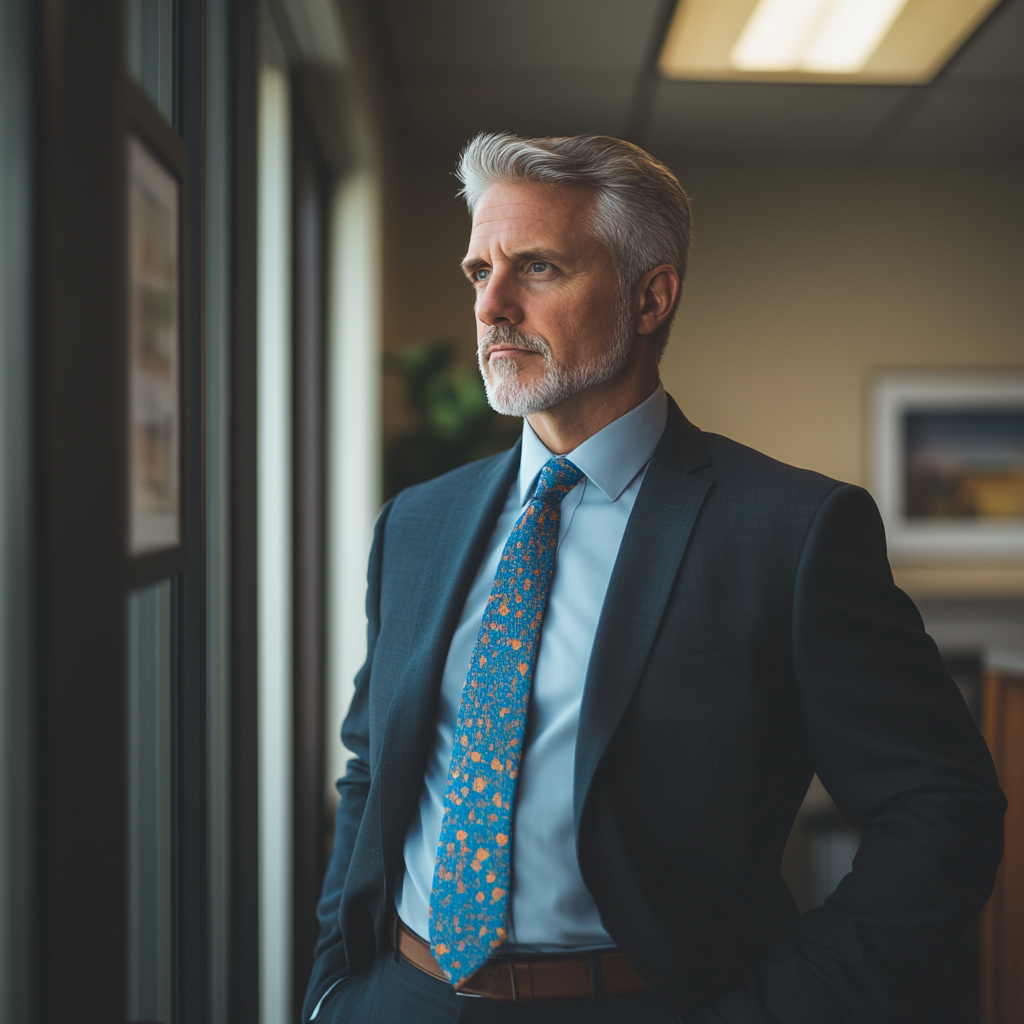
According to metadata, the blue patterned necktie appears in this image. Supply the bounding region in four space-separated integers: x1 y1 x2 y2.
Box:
428 456 584 987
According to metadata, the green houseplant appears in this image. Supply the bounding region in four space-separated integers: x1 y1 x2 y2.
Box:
384 341 520 499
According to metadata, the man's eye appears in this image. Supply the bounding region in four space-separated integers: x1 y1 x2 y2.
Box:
473 268 490 282
530 262 549 273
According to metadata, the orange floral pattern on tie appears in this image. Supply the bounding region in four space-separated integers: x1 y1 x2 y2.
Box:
428 456 583 987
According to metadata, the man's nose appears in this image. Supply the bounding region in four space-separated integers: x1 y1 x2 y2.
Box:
475 268 523 327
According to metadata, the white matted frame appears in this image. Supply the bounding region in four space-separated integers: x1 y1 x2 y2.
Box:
870 369 1024 562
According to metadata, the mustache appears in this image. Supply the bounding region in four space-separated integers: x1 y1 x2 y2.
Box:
478 325 552 361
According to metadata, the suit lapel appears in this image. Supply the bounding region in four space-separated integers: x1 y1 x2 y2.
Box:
377 442 521 877
574 401 712 829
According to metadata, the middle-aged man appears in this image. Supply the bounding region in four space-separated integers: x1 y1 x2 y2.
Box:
305 134 1004 1023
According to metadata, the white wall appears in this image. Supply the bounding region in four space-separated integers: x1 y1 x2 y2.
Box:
257 28 294 1024
325 169 383 795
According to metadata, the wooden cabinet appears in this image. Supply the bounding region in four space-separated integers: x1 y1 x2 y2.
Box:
981 657 1024 1024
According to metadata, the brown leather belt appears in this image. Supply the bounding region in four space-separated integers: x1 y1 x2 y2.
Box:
393 916 649 1002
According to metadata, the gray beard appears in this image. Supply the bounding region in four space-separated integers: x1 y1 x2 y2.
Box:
477 295 634 418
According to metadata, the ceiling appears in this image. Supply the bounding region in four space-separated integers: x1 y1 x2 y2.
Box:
367 0 1024 163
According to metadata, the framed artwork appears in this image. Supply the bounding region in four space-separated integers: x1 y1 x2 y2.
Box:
870 370 1024 561
127 132 181 555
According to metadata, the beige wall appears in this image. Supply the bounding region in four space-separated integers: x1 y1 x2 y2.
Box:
664 161 1021 483
385 156 1024 596
660 160 1023 596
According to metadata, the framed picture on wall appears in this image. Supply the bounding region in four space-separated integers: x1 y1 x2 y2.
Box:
870 370 1024 561
128 131 181 555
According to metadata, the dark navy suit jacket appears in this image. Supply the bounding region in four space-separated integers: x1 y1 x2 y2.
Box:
304 397 1004 1023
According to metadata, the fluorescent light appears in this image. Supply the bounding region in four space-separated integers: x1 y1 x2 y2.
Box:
730 0 911 73
731 0 832 72
802 0 910 72
659 0 1002 84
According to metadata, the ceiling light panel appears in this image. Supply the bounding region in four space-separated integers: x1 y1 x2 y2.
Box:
731 0 836 71
660 0 1003 83
802 0 910 73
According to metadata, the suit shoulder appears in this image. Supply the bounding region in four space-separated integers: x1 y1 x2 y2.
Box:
699 431 852 507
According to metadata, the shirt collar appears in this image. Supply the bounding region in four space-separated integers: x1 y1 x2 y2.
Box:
519 382 668 505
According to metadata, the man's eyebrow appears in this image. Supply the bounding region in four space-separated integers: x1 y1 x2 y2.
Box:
510 247 573 265
460 256 488 274
460 247 574 272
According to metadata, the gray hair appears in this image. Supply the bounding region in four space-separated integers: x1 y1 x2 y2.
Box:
456 133 691 314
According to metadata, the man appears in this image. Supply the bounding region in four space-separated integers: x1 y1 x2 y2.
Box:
305 134 1004 1023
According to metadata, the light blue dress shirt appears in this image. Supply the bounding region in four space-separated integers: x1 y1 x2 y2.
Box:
395 383 668 952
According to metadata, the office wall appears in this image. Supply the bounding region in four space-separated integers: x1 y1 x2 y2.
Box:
661 159 1023 597
383 156 1024 596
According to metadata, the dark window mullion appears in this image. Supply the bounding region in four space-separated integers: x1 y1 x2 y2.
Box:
290 84 331 1019
36 0 130 1017
227 0 262 1020
175 0 209 1020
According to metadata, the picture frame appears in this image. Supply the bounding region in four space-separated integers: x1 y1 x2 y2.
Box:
128 133 180 555
869 369 1024 562
124 79 189 581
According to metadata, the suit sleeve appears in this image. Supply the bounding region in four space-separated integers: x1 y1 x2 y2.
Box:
303 498 394 1019
692 484 1005 1024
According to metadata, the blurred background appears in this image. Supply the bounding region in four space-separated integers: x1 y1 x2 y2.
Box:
0 0 1021 1022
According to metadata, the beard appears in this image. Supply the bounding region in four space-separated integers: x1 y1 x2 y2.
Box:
477 293 634 418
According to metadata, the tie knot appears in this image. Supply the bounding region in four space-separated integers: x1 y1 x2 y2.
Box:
533 456 583 505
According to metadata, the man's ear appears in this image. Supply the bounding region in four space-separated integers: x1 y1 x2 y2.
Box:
635 264 679 337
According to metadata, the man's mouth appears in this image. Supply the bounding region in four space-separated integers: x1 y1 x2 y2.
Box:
486 346 541 360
